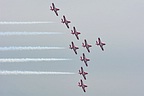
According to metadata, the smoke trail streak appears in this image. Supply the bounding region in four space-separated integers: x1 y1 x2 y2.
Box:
0 32 63 35
0 21 54 24
0 58 71 63
0 70 75 75
0 46 65 51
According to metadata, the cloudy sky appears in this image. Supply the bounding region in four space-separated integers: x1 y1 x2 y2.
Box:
0 0 144 96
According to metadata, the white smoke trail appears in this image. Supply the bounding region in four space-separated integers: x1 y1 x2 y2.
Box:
0 21 54 24
0 32 63 35
0 70 75 75
0 58 71 63
0 46 65 51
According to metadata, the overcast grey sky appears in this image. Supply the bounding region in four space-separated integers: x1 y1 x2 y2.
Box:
0 0 144 96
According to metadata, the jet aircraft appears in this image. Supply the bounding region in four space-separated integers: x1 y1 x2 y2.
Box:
80 53 90 67
82 39 92 53
71 27 81 40
78 79 87 92
69 42 79 54
61 15 71 28
50 3 60 16
96 38 106 51
79 67 88 80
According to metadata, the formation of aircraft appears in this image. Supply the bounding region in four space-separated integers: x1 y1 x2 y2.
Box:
50 3 106 93
61 15 71 28
69 42 79 54
78 79 87 92
96 38 106 51
50 3 60 16
79 67 88 80
71 27 81 40
80 53 90 67
82 39 92 53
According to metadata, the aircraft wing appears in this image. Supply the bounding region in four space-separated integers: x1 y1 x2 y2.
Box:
74 49 77 54
54 11 58 16
83 74 86 80
73 27 76 32
71 42 74 47
98 38 101 43
52 3 55 9
84 61 88 66
75 34 79 40
84 39 87 45
87 47 90 53
83 53 85 58
81 67 83 72
80 79 83 85
100 45 104 51
82 87 86 92
65 23 69 28
63 16 66 21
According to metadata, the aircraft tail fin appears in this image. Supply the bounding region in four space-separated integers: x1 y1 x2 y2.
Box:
96 41 99 45
69 45 72 49
50 6 53 11
61 19 64 23
80 56 83 61
78 82 81 87
71 30 74 34
82 43 85 47
79 70 81 75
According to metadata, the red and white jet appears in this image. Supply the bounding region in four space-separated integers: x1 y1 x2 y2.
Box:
78 79 87 92
82 39 92 53
71 27 81 40
96 38 106 51
69 42 79 54
80 53 90 67
50 3 60 16
79 67 88 80
61 15 71 28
